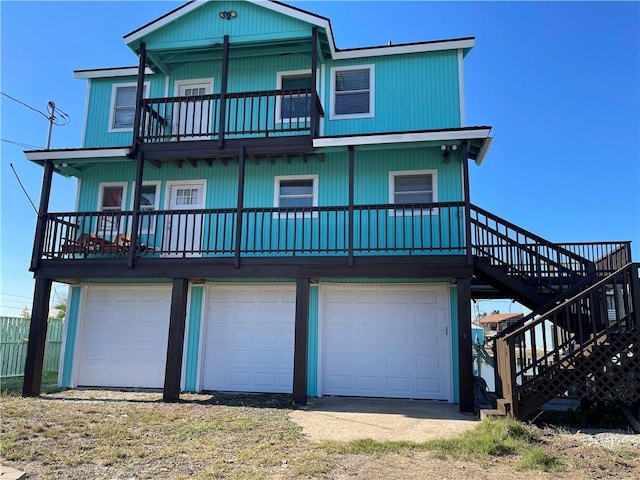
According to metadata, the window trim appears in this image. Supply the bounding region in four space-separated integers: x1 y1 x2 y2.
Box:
275 69 314 124
97 182 128 233
108 81 150 133
273 174 318 219
330 65 375 120
130 181 161 233
388 169 438 216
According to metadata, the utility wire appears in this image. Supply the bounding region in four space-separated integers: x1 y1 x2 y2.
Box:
9 163 38 214
1 138 44 150
1 91 50 120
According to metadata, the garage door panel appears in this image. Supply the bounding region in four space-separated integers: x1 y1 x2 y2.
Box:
322 285 451 400
77 286 171 389
202 284 295 393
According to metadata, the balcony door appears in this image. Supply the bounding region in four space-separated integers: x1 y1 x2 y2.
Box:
164 181 206 257
173 79 214 140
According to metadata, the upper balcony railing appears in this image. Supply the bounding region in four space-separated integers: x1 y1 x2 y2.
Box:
137 87 324 144
38 202 466 261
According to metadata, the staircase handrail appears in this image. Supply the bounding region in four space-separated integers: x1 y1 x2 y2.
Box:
470 204 595 275
492 274 597 341
497 262 636 341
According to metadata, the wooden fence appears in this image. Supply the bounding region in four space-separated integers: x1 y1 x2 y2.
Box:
1 317 63 378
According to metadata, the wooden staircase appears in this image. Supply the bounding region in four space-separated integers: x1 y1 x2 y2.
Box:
469 205 638 419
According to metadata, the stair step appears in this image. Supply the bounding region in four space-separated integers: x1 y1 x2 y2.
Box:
480 409 507 420
497 398 512 415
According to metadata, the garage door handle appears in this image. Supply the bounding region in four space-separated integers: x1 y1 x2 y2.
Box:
445 326 448 335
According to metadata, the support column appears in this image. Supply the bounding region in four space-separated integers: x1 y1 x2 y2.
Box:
22 278 53 397
347 146 355 267
457 277 474 413
30 159 54 271
292 277 310 405
131 42 147 154
218 35 230 149
310 27 319 138
128 150 145 268
461 141 473 266
234 147 246 268
163 278 189 402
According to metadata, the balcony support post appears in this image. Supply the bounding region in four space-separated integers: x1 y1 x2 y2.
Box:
22 277 53 397
128 150 145 268
234 147 246 268
310 27 319 138
131 42 147 155
30 159 54 271
461 141 473 266
218 35 230 149
293 277 310 405
163 278 189 402
348 146 355 267
457 277 475 414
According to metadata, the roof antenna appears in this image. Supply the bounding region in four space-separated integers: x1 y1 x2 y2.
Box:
9 163 38 214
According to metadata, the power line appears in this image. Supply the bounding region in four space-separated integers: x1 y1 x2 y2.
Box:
1 91 50 120
1 138 44 150
1 292 33 300
9 163 38 214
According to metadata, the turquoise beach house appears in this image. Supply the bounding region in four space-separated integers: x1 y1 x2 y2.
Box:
23 1 637 419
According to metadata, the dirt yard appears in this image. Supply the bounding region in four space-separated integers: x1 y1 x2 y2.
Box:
1 390 639 479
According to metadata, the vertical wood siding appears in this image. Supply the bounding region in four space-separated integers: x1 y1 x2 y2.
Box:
60 286 81 387
142 1 312 49
184 285 203 392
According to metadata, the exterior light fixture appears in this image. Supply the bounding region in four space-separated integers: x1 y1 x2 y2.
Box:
219 10 237 20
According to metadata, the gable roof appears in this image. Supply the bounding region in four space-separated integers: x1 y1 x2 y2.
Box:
123 0 474 60
478 313 524 325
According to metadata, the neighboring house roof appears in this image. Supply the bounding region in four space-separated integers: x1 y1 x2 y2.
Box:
478 313 524 325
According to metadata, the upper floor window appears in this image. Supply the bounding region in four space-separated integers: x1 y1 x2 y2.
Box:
389 170 437 216
274 175 318 218
98 182 127 232
109 82 148 132
330 65 374 120
277 71 312 123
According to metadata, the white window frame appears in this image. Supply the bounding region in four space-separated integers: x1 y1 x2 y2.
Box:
97 182 128 233
275 69 313 124
130 181 161 234
273 174 318 219
388 169 438 216
108 82 150 133
330 65 375 120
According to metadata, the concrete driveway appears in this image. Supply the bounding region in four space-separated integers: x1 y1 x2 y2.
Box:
289 397 479 442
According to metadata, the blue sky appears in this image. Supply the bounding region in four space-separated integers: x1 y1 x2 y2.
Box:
1 1 638 317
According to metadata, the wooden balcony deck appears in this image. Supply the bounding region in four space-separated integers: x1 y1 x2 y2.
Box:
135 88 323 161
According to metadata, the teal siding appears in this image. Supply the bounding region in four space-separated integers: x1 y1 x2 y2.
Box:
83 76 165 148
61 286 82 387
141 1 312 50
307 285 319 397
323 50 461 136
450 285 459 403
184 286 203 392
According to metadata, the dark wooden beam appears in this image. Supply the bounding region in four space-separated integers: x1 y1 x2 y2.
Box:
234 147 246 269
457 277 474 414
171 159 183 169
293 277 310 405
461 141 473 266
249 154 259 165
348 146 355 267
302 154 308 164
128 150 145 269
131 42 147 154
203 158 212 167
185 158 197 167
22 278 53 397
220 157 228 166
310 27 319 139
30 159 54 271
218 34 230 150
163 278 189 402
148 159 162 169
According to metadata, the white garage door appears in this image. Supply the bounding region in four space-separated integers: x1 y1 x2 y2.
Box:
202 284 296 393
76 286 171 388
322 284 451 400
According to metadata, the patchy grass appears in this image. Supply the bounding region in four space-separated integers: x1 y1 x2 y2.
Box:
1 391 637 479
0 371 60 395
321 416 567 472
